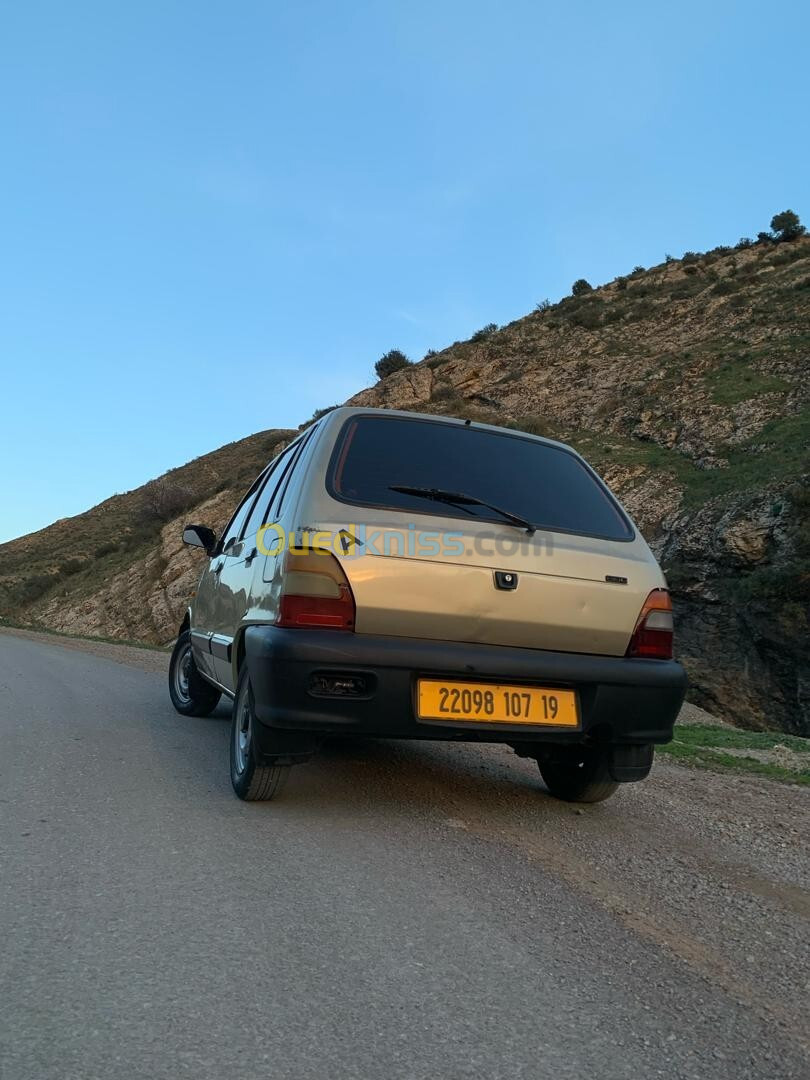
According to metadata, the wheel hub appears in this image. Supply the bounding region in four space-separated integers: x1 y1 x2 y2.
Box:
234 690 252 775
173 645 193 704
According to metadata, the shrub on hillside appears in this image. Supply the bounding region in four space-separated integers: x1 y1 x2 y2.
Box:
13 574 55 606
431 382 458 402
628 282 654 297
300 404 339 430
670 277 705 300
471 323 498 341
504 414 554 438
630 265 645 276
626 298 656 321
375 349 413 380
736 237 754 249
139 479 195 525
94 542 119 559
711 279 739 296
771 209 805 242
59 558 85 578
568 305 602 329
571 279 593 296
770 247 805 267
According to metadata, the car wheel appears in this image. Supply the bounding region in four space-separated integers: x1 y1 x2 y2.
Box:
230 666 290 801
169 630 222 716
537 746 619 804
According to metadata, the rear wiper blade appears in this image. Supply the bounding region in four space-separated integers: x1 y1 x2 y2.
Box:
389 485 536 535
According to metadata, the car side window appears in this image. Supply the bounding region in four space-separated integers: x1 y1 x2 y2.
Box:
218 470 270 555
271 427 316 518
240 447 294 541
243 427 316 538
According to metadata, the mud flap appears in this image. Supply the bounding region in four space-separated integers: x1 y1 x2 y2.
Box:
252 726 321 766
609 744 654 782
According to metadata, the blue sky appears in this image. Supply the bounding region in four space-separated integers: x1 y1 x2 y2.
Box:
1 0 807 543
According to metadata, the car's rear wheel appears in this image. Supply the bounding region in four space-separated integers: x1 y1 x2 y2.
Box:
169 630 221 716
537 746 619 804
230 666 290 801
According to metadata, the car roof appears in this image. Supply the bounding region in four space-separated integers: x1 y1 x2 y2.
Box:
316 405 573 455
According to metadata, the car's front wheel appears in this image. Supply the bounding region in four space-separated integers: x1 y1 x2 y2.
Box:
537 746 619 804
168 630 222 717
230 666 290 801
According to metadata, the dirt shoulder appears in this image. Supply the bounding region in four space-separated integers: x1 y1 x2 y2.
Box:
414 737 810 1055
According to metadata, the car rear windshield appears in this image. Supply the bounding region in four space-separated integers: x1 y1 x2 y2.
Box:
327 415 634 541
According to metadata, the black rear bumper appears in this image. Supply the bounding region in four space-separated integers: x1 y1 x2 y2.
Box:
244 626 687 757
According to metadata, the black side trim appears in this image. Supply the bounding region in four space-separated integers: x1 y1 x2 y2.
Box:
210 634 232 662
190 629 211 653
196 668 236 699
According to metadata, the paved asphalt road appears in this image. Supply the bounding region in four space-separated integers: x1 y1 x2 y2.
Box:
1 632 808 1080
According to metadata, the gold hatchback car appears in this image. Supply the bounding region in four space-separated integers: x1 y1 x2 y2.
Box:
169 407 686 803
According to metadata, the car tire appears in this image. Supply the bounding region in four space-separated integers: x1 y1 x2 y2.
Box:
537 746 619 804
169 630 222 717
230 666 290 801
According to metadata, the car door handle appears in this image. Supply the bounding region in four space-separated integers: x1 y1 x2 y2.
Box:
244 547 258 567
213 561 224 576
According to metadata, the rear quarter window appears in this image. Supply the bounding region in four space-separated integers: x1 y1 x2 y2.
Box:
327 414 634 542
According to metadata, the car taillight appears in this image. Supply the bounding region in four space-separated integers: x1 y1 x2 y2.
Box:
626 589 674 660
276 549 356 630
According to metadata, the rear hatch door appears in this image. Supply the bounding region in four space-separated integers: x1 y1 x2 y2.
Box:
324 517 659 656
315 412 662 657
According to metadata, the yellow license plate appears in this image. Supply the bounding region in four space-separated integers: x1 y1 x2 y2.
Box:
417 679 579 727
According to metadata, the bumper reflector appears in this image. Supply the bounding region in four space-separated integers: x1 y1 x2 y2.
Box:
310 673 370 697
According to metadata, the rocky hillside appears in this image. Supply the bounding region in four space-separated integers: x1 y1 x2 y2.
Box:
0 428 294 644
2 232 808 734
